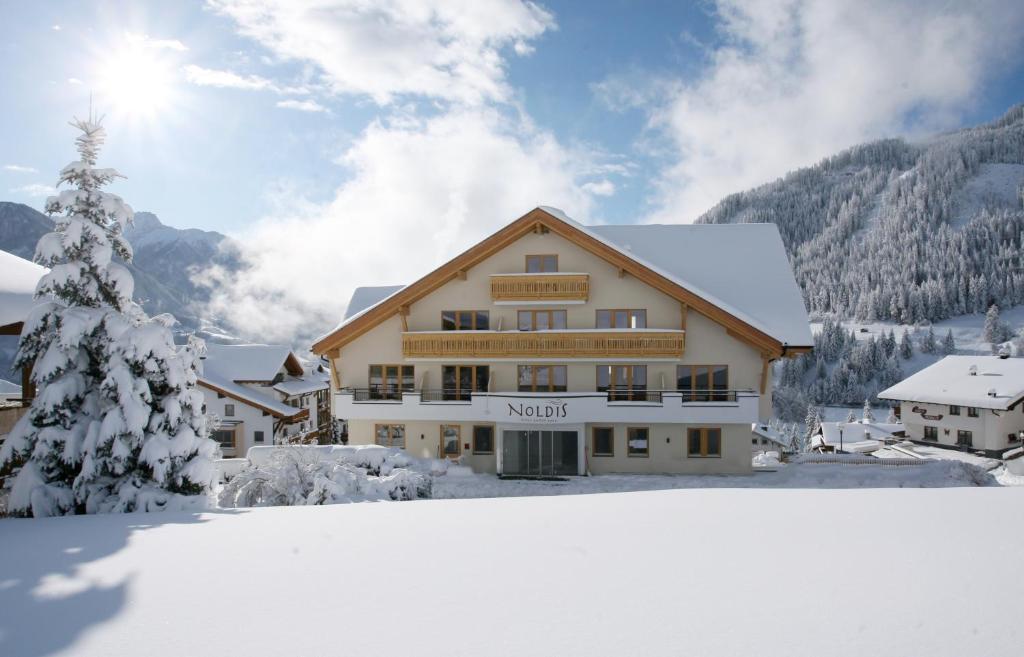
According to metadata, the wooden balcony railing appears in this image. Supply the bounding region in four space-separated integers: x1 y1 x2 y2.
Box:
402 330 685 359
490 273 589 302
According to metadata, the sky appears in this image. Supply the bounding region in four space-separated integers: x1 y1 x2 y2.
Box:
2 0 1023 342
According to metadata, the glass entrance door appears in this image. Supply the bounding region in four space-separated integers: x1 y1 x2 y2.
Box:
501 429 579 476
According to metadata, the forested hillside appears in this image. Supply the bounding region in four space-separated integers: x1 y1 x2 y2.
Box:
699 105 1024 324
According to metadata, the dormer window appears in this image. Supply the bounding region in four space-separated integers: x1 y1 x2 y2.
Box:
526 254 558 273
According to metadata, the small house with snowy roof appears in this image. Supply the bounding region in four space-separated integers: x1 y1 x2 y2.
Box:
311 206 811 475
878 355 1024 457
197 344 330 457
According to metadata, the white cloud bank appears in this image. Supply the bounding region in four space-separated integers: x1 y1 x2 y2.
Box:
607 0 1024 223
206 0 554 105
3 164 38 173
275 98 327 113
10 183 57 197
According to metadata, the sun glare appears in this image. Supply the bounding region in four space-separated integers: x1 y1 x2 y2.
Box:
95 43 178 123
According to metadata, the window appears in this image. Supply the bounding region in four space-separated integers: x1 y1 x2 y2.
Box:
627 427 649 457
211 429 235 448
967 407 979 418
441 310 489 331
518 309 567 331
517 365 567 392
254 430 265 443
596 309 647 329
375 424 406 448
597 365 648 401
592 426 614 456
440 425 461 458
526 254 558 273
949 405 961 416
688 428 722 457
677 365 729 402
472 425 494 454
957 430 973 447
368 365 415 399
442 365 489 401
923 425 938 441
224 403 235 417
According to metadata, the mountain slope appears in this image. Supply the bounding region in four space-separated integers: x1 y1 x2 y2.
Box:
0 202 240 327
698 104 1024 324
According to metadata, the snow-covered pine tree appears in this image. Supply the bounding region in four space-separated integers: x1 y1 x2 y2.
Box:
802 404 821 452
886 407 898 424
862 398 876 423
0 116 216 517
983 304 1011 343
920 326 937 354
899 328 914 359
942 329 955 354
845 409 856 423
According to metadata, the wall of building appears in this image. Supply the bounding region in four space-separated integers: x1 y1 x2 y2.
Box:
898 400 1024 454
348 418 752 475
199 384 275 457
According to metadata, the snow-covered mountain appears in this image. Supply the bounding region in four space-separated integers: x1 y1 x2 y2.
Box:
699 104 1024 324
0 202 240 327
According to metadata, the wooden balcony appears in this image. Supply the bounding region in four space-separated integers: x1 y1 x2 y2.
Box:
490 273 589 302
402 330 685 359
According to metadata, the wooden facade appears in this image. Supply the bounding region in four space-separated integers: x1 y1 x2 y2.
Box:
402 330 685 359
490 273 589 302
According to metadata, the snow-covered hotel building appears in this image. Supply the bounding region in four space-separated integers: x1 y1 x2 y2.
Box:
879 355 1024 457
197 344 330 457
312 207 812 475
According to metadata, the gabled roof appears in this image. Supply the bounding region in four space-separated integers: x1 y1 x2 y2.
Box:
203 343 304 382
878 355 1024 411
198 371 307 420
312 207 812 357
0 249 47 328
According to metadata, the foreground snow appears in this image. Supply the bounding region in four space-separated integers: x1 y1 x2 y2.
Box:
2 485 1023 657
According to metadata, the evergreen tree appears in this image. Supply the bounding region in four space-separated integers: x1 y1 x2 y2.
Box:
899 328 914 359
886 407 898 424
845 409 856 423
983 304 1010 343
942 329 956 355
0 116 216 517
920 326 937 354
802 404 821 452
862 398 876 423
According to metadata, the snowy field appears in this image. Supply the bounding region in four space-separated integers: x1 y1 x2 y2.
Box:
1 484 1023 657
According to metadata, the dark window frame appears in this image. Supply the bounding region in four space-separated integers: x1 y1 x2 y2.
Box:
525 254 558 273
688 427 722 458
441 310 490 331
595 309 647 329
592 426 615 457
627 426 649 457
472 425 495 455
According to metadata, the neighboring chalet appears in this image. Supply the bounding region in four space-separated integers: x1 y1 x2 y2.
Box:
0 249 45 440
312 207 812 476
811 421 905 454
198 344 330 457
879 355 1024 457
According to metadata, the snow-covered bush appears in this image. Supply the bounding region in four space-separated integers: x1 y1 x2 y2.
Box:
0 117 216 517
218 446 433 508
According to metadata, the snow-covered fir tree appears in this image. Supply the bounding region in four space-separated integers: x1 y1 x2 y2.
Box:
886 407 898 424
862 398 876 423
899 329 914 360
0 116 216 517
983 304 1011 343
920 326 937 354
845 409 856 423
942 329 956 354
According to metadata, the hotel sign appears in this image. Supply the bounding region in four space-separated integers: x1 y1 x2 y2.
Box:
506 399 569 424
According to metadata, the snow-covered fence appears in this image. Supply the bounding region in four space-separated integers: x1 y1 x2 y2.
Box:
792 454 925 467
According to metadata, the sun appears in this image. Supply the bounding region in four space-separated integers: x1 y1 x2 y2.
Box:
95 42 178 123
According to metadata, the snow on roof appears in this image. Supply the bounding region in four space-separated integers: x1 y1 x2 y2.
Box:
0 249 47 327
316 207 812 348
878 355 1024 410
273 378 329 396
198 370 303 418
578 217 812 347
0 378 22 397
751 423 791 448
816 421 903 453
203 343 300 382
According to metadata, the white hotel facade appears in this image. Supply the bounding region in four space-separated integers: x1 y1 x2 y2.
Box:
313 207 812 476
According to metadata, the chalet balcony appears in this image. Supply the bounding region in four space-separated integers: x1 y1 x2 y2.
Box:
336 388 759 425
489 273 589 303
401 329 685 360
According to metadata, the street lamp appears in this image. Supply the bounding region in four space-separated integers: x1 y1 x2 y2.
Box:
837 422 845 454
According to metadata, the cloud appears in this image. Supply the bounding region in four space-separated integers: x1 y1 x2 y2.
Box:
3 164 38 173
624 0 1024 223
275 98 328 113
206 0 556 105
67 77 82 85
183 64 277 91
581 179 616 196
10 183 56 197
126 32 189 51
195 108 612 344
